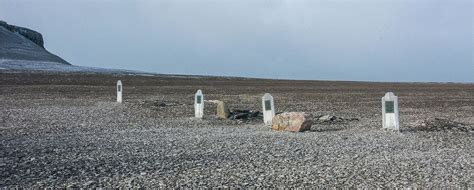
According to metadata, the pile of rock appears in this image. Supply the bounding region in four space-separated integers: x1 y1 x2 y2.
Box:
315 115 359 123
211 100 362 132
229 110 262 120
269 113 361 132
147 101 186 108
411 118 473 133
215 101 262 120
156 102 184 107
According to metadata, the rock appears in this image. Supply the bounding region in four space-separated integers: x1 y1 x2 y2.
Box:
0 20 44 48
217 101 230 119
230 110 262 120
0 20 70 65
411 118 473 132
83 180 95 187
232 112 249 120
318 115 336 122
316 115 359 123
272 112 313 132
67 183 79 188
157 102 181 107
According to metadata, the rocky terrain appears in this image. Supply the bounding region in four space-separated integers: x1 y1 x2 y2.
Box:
0 72 473 188
0 20 69 65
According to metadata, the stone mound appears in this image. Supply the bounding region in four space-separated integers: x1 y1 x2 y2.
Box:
411 118 473 133
229 109 263 120
315 115 359 123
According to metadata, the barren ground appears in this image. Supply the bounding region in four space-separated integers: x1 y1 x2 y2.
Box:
0 72 473 188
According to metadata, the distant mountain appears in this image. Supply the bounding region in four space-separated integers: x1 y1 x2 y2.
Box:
0 20 70 65
0 20 217 77
0 20 158 75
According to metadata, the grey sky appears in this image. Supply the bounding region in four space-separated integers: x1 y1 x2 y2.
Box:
1 0 473 82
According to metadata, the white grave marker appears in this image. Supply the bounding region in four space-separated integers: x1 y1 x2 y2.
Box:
117 80 123 103
262 93 275 124
194 89 204 118
382 92 399 131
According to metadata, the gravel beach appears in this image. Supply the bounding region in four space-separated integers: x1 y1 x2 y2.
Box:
1 72 473 188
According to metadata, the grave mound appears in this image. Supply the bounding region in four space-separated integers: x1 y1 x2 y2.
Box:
410 118 473 133
229 109 263 120
315 115 359 123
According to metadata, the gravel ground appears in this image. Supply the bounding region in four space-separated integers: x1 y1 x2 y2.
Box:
0 72 473 188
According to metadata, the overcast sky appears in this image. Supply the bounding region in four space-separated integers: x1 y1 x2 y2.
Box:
1 0 473 82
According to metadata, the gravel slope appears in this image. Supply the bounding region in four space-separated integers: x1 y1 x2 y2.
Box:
0 73 473 188
0 22 69 65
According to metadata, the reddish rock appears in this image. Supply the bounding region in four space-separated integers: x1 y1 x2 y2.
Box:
272 112 313 132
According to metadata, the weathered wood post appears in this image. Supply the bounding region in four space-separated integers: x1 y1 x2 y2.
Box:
117 80 123 103
262 93 275 124
382 92 400 131
195 89 204 118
